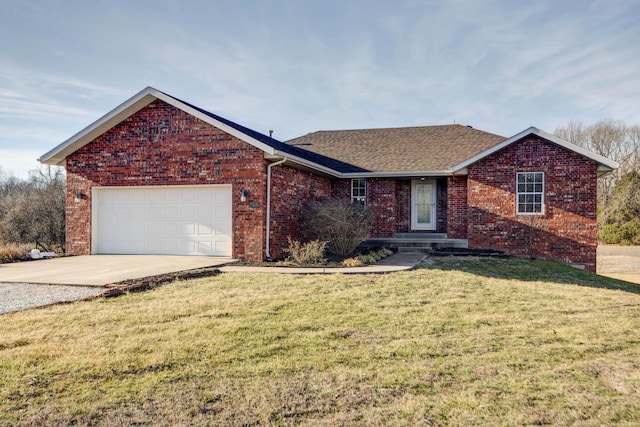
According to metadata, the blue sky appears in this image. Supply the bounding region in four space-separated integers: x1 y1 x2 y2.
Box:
1 0 639 178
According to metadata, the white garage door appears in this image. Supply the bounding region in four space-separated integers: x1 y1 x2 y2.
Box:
93 186 232 256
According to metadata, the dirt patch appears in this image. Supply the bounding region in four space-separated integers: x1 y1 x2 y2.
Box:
95 267 224 298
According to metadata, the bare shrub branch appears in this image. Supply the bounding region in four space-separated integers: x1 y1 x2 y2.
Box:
303 198 375 258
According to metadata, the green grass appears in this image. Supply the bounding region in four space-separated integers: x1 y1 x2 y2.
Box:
1 257 639 426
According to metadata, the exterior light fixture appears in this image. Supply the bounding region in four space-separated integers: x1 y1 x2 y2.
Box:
74 193 84 202
241 189 248 202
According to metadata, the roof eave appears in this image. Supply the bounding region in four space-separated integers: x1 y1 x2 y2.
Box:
39 87 279 166
340 170 454 178
268 150 457 178
450 126 620 172
268 150 344 177
39 87 160 165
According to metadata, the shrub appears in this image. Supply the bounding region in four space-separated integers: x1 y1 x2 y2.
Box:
342 248 393 267
0 242 32 263
599 221 640 245
598 172 640 245
341 258 365 267
283 237 327 265
304 198 375 258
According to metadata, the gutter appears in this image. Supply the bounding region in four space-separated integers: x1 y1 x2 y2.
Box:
265 157 287 260
271 149 456 178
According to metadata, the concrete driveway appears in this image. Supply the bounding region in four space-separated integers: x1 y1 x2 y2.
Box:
0 255 233 286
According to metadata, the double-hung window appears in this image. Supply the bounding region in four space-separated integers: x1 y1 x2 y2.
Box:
517 172 544 214
351 179 366 205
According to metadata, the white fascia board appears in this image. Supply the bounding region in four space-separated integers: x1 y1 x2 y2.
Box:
533 128 619 169
39 86 278 166
450 126 619 173
340 170 453 178
39 86 159 165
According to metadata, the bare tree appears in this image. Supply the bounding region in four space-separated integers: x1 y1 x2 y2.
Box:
555 119 640 204
0 166 66 251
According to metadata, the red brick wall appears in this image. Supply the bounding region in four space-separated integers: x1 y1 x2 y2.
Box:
331 178 400 238
368 178 398 237
435 179 448 233
65 99 269 261
330 180 350 200
396 180 411 233
447 176 468 239
331 178 449 236
467 136 599 271
269 166 331 259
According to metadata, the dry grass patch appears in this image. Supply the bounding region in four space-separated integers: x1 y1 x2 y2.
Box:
0 242 32 263
1 258 639 426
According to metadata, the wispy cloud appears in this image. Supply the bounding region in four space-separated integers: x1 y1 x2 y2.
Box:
1 0 639 177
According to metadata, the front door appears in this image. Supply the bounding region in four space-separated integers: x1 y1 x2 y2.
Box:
411 180 436 230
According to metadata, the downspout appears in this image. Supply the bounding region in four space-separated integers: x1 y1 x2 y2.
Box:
265 157 287 260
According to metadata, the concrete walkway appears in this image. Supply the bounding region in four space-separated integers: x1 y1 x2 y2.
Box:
0 255 232 286
219 252 427 274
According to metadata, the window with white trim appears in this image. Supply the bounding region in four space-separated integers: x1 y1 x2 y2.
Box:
517 172 544 214
351 179 366 205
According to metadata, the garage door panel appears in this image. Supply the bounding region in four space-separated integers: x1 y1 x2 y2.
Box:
180 189 197 202
148 222 163 235
95 186 232 256
197 241 213 253
181 206 196 220
129 240 147 253
214 240 231 253
130 206 146 221
164 189 180 202
197 224 213 236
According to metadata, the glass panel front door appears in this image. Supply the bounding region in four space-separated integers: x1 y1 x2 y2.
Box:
412 180 436 230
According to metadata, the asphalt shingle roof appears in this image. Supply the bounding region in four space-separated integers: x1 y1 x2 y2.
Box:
286 125 506 173
167 91 506 174
167 93 369 173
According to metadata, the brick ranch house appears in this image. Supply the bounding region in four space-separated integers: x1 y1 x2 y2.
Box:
40 87 618 272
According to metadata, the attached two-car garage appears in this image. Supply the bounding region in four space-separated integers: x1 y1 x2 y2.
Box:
92 185 232 256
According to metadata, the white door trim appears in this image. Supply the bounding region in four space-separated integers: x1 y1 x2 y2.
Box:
411 179 436 230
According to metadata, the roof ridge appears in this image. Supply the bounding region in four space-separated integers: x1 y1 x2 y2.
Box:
293 124 505 138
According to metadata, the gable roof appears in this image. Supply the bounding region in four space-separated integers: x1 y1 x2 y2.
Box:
286 125 506 174
39 86 366 175
450 126 619 175
40 87 618 178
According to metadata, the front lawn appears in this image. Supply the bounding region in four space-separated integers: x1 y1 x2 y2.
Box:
1 258 639 426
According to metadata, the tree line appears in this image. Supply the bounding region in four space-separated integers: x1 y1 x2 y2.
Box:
0 166 65 252
554 119 640 244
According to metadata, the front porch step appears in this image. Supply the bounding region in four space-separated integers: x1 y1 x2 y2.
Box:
361 236 468 254
394 233 448 239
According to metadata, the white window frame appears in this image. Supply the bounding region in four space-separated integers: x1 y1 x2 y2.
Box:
516 172 544 215
351 179 366 205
